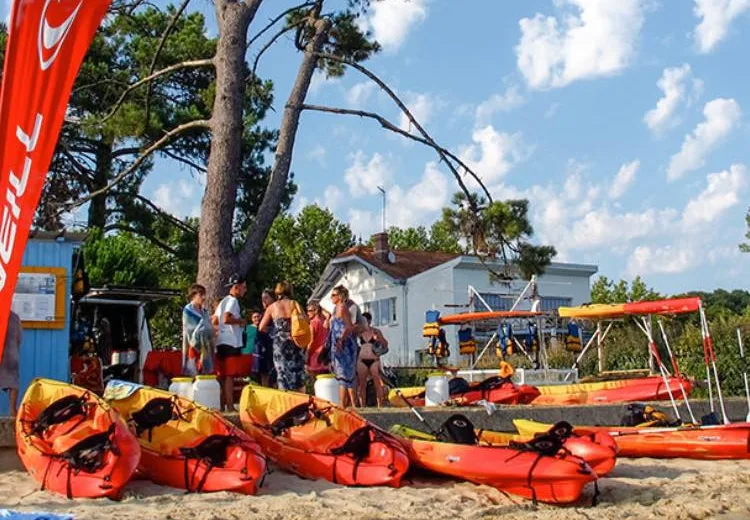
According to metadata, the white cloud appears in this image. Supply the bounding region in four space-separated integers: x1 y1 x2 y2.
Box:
290 195 309 217
348 208 378 239
344 151 393 197
361 0 428 52
626 244 698 276
666 98 742 181
322 185 345 212
644 64 703 135
681 164 747 227
544 102 560 119
515 0 644 90
475 85 525 125
153 179 201 219
694 0 750 53
459 125 529 185
399 93 434 132
307 144 326 166
609 160 640 199
387 162 449 228
346 82 376 107
569 207 678 249
308 70 340 95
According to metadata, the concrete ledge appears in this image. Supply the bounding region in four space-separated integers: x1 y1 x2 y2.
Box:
2 397 748 449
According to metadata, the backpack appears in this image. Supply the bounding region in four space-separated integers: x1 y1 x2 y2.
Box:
437 414 477 445
290 301 312 348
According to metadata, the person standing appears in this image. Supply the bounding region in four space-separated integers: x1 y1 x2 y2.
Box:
305 301 330 379
255 290 275 387
329 285 365 408
181 284 214 376
214 274 247 411
357 312 388 407
259 281 306 392
0 311 22 417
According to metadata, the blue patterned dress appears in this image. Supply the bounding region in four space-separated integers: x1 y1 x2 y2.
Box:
271 317 306 390
330 316 357 389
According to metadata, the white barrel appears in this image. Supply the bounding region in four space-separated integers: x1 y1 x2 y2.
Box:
192 375 221 409
314 374 340 405
168 377 194 401
425 372 450 406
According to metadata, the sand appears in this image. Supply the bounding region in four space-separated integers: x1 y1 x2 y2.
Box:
1 455 750 520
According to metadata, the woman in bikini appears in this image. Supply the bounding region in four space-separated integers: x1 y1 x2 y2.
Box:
357 312 388 407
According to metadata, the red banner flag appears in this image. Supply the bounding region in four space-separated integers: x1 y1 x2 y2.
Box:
0 0 111 361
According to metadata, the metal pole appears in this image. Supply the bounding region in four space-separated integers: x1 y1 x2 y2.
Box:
658 319 696 424
377 186 386 233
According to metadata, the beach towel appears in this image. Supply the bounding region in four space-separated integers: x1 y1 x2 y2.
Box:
0 510 73 520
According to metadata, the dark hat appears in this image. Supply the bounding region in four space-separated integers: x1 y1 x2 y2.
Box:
225 273 245 287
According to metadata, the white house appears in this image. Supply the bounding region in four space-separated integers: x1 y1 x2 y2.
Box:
311 233 598 366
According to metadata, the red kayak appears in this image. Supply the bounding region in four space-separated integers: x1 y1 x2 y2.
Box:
16 378 140 499
532 376 692 406
402 376 540 407
516 419 750 460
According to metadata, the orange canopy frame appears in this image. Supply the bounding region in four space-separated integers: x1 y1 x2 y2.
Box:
438 310 543 325
558 297 702 320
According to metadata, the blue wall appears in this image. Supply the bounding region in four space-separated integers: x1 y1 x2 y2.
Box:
0 237 78 415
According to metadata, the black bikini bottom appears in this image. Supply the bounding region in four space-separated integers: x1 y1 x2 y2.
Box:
359 358 378 369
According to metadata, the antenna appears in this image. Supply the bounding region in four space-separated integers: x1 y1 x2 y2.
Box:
377 186 386 233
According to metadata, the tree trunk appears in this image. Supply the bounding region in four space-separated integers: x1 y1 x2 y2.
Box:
237 17 331 275
197 1 256 300
87 141 113 229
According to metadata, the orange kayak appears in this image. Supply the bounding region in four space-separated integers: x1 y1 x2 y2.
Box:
515 419 750 460
392 423 617 477
16 378 140 499
478 429 618 477
239 385 409 487
531 376 692 406
392 418 597 504
105 381 266 494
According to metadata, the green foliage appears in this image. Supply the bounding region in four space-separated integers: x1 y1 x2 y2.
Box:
741 207 749 253
591 276 661 304
377 223 462 253
255 205 355 304
440 192 556 279
82 229 166 288
678 289 750 320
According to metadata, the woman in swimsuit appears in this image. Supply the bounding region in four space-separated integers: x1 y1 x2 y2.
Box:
357 312 388 408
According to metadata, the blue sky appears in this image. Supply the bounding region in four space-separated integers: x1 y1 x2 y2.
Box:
14 0 750 295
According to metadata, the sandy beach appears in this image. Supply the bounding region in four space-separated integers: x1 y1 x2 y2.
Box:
1 454 750 520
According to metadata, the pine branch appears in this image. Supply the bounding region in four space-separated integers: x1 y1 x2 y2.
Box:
144 0 193 130
103 223 180 256
160 148 208 174
132 194 197 234
247 20 306 83
62 119 211 210
312 51 492 207
246 1 315 49
98 59 214 124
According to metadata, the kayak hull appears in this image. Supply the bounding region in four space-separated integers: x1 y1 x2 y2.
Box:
515 419 750 460
239 385 409 487
389 382 540 407
531 376 692 406
106 383 266 494
16 378 140 499
396 435 597 504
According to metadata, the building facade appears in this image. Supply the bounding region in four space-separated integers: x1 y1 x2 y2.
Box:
312 233 597 366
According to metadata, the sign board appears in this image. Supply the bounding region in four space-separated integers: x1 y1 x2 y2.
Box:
11 266 67 328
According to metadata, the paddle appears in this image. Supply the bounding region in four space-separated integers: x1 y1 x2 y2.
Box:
737 328 750 422
379 370 441 438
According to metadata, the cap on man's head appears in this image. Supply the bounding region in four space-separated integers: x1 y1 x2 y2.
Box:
225 273 245 287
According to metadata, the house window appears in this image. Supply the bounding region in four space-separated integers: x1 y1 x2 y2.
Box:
363 297 397 326
476 293 572 312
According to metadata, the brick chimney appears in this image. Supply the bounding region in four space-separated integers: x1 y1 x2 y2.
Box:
372 232 390 263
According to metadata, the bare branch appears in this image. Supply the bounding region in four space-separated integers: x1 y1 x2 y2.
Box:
63 119 211 210
99 59 214 124
144 0 193 129
73 78 129 95
132 193 198 234
104 223 180 256
160 148 208 174
246 1 315 49
312 51 492 206
247 20 305 83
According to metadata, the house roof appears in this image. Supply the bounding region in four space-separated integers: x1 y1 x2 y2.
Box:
334 245 460 281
